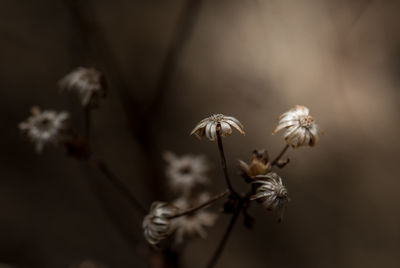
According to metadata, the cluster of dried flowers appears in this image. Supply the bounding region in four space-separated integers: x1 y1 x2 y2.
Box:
143 105 321 253
142 151 219 246
18 67 321 266
19 67 105 153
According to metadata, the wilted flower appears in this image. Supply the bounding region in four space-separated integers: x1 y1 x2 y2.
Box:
190 114 245 141
273 105 320 148
172 193 218 243
59 67 105 107
19 107 69 153
143 202 178 245
250 172 289 221
238 149 271 178
164 151 209 194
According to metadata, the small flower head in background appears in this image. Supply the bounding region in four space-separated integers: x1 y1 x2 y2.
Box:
250 172 290 221
164 151 209 195
190 114 245 141
143 202 178 246
172 193 218 244
59 67 106 107
19 106 69 153
273 105 320 148
238 149 271 179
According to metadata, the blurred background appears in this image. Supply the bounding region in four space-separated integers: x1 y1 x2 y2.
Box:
1 0 400 267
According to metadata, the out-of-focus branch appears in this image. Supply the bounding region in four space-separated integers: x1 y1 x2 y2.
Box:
79 163 141 250
62 0 204 201
206 200 244 268
93 159 147 215
148 0 204 115
169 189 230 219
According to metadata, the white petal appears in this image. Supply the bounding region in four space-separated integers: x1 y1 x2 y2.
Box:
219 121 232 136
250 192 273 200
273 121 297 134
205 123 213 140
225 119 245 135
262 196 277 208
190 121 207 136
210 123 217 140
223 116 243 129
294 105 309 116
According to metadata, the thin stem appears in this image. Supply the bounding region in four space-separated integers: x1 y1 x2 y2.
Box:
206 200 244 268
94 159 147 215
216 132 239 198
84 106 91 139
271 144 290 166
169 189 230 219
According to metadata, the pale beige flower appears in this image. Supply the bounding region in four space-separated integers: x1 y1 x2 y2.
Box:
273 105 320 148
19 107 69 153
250 172 289 221
59 67 105 107
172 193 218 243
164 151 209 194
143 202 178 245
190 114 245 141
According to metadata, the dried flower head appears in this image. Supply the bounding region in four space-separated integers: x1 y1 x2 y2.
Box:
19 107 69 153
172 193 218 243
164 151 209 194
143 202 178 245
238 149 271 178
190 114 245 141
59 67 105 107
273 105 320 148
250 172 289 221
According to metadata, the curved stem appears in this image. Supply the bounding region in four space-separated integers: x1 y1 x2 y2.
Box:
93 159 147 215
271 144 289 166
169 189 230 219
216 132 239 198
206 200 244 268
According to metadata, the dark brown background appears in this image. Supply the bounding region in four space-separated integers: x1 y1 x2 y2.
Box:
1 0 400 267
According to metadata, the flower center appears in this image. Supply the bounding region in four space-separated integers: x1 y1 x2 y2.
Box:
179 166 193 175
37 117 53 131
210 114 224 122
275 185 288 197
299 115 314 128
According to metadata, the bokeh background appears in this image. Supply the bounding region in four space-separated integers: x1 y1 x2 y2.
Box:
1 0 400 267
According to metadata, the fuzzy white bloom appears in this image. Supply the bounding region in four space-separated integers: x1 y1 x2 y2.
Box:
164 151 209 194
190 114 245 141
250 173 289 221
273 105 320 148
59 67 105 107
172 193 218 244
19 107 69 153
143 202 178 245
